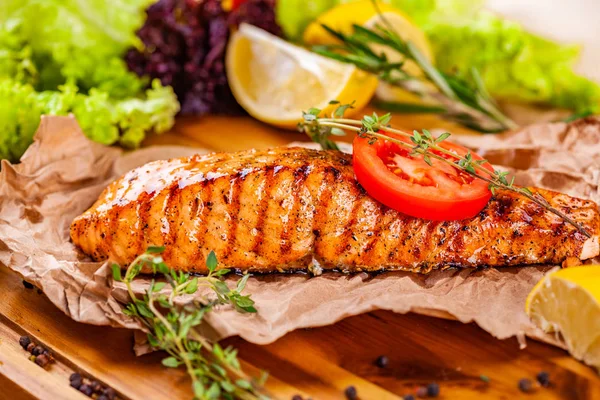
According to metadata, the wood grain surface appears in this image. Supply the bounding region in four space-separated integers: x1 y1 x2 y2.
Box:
1 111 599 400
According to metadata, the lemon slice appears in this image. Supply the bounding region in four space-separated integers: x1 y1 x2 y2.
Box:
226 23 378 129
526 266 600 371
303 0 435 104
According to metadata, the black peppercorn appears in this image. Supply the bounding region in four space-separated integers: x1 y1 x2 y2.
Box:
375 355 389 368
403 395 415 400
426 382 440 397
79 384 94 397
536 371 550 387
34 354 50 368
19 336 31 350
518 378 533 393
292 395 303 400
97 396 109 400
416 386 428 398
102 387 116 400
22 280 34 289
26 342 36 353
344 385 358 400
90 381 103 393
70 373 83 389
32 345 45 356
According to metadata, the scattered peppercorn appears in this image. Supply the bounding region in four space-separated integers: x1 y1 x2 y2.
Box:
416 386 428 398
19 336 31 350
90 381 103 393
26 342 36 353
536 371 550 387
292 395 303 400
344 385 358 400
22 280 34 289
375 355 389 368
102 387 116 400
79 384 94 397
68 373 119 400
426 382 440 397
403 395 415 400
34 354 50 368
31 345 45 356
518 378 533 393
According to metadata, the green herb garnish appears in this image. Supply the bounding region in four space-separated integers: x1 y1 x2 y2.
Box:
310 1 518 133
298 102 591 238
113 249 268 400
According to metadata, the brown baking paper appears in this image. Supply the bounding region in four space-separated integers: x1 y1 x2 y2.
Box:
2 115 600 350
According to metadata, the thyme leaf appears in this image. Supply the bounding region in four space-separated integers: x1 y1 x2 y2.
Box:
310 0 518 133
298 108 591 238
114 249 269 400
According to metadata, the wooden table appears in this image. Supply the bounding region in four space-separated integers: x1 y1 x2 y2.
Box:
1 112 599 400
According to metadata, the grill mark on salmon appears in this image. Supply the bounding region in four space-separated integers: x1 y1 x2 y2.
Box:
312 167 335 261
163 185 179 261
280 165 310 255
361 203 388 264
335 185 362 258
71 147 600 274
221 176 242 260
252 166 275 255
136 191 152 257
191 181 210 264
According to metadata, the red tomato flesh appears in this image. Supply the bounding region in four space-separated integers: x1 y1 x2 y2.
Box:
352 132 494 221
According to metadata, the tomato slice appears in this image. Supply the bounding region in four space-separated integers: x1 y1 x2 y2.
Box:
352 131 494 220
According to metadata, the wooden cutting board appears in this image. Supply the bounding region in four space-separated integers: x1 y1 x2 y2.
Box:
1 111 599 400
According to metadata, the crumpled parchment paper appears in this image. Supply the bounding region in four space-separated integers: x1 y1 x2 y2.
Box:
2 115 599 351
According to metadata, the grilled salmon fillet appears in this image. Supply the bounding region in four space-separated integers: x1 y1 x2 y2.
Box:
71 147 600 274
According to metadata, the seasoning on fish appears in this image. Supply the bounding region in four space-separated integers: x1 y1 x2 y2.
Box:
71 147 600 274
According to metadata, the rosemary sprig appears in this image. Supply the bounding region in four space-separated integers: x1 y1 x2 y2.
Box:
310 1 518 133
112 247 269 400
298 104 591 238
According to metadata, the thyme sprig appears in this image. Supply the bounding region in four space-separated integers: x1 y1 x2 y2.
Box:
310 1 518 133
299 104 591 238
112 247 269 400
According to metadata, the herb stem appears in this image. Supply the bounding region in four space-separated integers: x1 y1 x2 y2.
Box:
300 107 591 238
312 3 519 133
114 250 267 400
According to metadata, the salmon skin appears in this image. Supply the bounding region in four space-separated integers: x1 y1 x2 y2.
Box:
71 147 600 274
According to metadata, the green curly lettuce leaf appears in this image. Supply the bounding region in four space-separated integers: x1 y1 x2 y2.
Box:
424 10 600 112
1 0 150 93
0 79 43 161
0 0 180 162
0 78 178 161
278 0 600 112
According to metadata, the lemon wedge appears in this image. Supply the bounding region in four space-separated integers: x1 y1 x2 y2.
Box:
526 266 600 371
226 23 378 129
303 0 435 104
